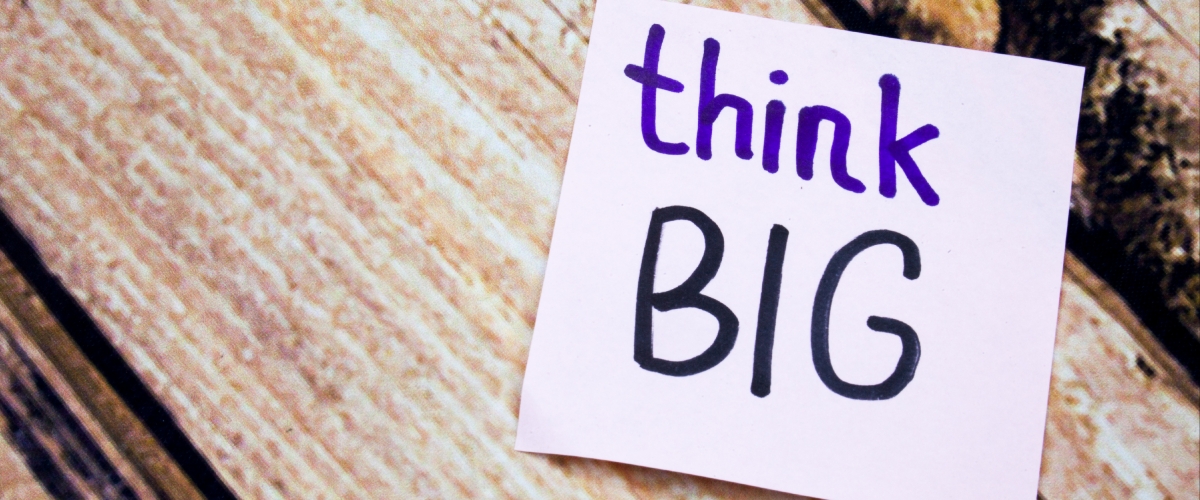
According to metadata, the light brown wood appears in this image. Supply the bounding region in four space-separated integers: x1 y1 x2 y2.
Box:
0 425 49 500
0 0 1195 499
1043 256 1199 499
0 250 200 499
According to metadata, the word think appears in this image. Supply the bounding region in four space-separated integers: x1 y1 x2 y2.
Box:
625 24 941 206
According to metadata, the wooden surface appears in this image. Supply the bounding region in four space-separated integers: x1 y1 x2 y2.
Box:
0 247 203 499
0 441 44 500
1044 256 1198 499
0 0 1196 498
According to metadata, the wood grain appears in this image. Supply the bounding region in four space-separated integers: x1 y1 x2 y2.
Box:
1043 256 1199 499
0 248 200 499
0 417 48 500
0 0 1195 498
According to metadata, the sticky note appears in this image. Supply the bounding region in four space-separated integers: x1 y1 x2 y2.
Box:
516 0 1084 497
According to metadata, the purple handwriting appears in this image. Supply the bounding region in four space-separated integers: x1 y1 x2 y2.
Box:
624 24 942 206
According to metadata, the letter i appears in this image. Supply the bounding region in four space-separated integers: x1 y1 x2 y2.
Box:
750 224 789 397
762 70 789 173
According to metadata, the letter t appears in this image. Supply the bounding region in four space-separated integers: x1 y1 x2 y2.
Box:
624 24 689 155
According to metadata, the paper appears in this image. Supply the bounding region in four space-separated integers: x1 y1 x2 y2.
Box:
516 1 1084 497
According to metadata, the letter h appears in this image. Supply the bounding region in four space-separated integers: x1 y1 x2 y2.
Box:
697 38 754 160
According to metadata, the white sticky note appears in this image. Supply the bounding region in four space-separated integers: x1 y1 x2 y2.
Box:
516 0 1083 498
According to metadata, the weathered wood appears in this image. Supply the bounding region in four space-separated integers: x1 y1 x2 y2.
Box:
1000 0 1200 340
0 250 190 499
0 416 49 500
1043 255 1199 499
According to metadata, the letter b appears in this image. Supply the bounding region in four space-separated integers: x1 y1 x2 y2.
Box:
635 206 739 376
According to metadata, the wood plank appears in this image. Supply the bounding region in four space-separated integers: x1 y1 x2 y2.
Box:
998 0 1200 344
0 251 189 499
1140 0 1199 55
1042 256 1199 499
0 415 50 500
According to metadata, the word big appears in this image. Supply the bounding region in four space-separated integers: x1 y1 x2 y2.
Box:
634 205 923 400
625 24 942 206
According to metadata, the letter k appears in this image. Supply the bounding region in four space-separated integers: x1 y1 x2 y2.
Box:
878 74 940 206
